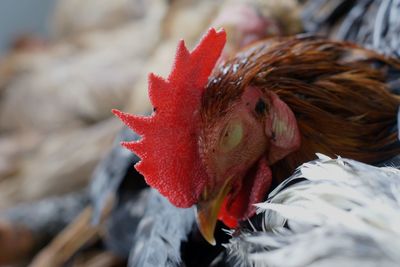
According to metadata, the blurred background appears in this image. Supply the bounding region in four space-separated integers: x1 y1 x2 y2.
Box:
1 0 396 266
0 0 55 54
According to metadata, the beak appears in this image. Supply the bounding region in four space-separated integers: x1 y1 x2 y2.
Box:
195 180 231 246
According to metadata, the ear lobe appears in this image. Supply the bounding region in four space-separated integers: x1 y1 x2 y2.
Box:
264 91 301 164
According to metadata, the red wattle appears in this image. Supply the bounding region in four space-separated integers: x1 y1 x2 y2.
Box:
218 156 272 228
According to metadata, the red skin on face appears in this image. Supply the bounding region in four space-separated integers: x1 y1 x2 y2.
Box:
202 86 300 228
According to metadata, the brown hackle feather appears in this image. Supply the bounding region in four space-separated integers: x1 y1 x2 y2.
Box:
203 36 400 182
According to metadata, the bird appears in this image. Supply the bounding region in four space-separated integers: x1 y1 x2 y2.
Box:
224 154 400 267
113 28 400 245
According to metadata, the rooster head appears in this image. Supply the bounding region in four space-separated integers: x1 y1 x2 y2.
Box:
113 28 300 245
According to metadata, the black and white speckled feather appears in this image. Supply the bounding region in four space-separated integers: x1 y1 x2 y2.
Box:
128 189 196 267
89 127 140 224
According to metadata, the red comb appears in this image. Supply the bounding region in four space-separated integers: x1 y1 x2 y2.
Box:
113 28 226 207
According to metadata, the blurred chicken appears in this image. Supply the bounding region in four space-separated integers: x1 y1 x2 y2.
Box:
212 0 302 55
225 154 400 267
115 28 400 245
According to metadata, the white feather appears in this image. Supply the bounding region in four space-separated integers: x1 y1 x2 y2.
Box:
225 154 400 267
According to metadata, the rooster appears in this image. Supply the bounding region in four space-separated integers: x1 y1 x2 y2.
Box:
113 28 400 244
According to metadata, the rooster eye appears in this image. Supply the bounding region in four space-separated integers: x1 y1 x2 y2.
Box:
220 122 243 152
